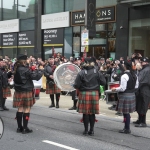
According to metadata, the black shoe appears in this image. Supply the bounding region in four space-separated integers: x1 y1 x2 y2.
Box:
68 106 76 110
135 123 147 127
0 107 4 111
3 106 9 111
133 120 140 124
49 104 55 108
16 127 23 133
115 112 123 116
108 105 116 110
83 131 88 136
119 129 131 134
56 105 59 108
88 131 94 136
22 128 33 134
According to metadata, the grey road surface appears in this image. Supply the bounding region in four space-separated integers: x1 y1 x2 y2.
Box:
0 100 150 150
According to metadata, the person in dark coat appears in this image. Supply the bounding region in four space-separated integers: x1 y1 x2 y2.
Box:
134 57 150 127
74 57 106 136
112 61 138 134
0 61 13 111
0 59 4 111
44 55 61 108
13 54 43 134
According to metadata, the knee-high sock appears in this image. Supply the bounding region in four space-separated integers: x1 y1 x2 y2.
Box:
124 114 130 130
56 93 60 103
89 114 95 131
23 113 30 129
83 114 89 132
74 100 77 107
142 114 146 124
16 112 23 128
50 94 55 104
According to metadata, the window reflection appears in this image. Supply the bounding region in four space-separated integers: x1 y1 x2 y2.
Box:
44 0 64 14
96 0 117 7
44 47 63 60
65 0 86 11
0 0 2 20
3 0 17 20
108 23 116 52
2 48 17 59
64 27 72 58
73 26 80 57
18 0 35 19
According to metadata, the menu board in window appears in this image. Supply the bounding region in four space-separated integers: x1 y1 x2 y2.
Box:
18 31 35 47
2 33 17 47
43 28 64 46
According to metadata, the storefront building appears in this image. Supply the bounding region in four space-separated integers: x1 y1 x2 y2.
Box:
0 0 150 60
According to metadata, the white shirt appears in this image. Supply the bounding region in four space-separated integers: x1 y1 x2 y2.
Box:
115 71 139 92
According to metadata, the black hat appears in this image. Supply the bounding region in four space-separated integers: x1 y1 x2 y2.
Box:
49 54 54 59
140 57 149 63
17 54 27 60
75 57 81 61
124 60 132 68
84 57 93 63
91 56 96 63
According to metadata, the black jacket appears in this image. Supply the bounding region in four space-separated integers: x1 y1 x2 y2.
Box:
74 66 106 91
44 64 55 82
136 64 150 114
14 65 43 92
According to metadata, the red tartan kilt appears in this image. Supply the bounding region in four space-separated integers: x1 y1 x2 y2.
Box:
3 86 12 98
13 91 35 108
77 90 100 114
46 83 61 94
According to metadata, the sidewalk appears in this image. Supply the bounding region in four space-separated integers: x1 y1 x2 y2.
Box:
8 89 150 123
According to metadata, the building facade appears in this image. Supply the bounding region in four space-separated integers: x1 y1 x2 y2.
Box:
0 0 150 60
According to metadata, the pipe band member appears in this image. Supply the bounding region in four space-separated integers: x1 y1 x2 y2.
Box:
112 61 138 134
44 55 61 108
0 61 13 111
13 54 43 134
74 57 106 136
135 57 150 127
0 59 4 111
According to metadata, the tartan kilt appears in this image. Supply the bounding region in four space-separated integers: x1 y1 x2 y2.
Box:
46 83 61 94
3 86 12 98
118 93 136 114
77 90 100 114
13 91 35 108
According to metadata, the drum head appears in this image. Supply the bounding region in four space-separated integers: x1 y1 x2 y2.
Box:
53 62 81 91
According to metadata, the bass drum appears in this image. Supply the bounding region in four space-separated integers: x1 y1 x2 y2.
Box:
0 117 4 139
53 62 81 92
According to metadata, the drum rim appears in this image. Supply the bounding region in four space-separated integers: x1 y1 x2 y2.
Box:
53 62 81 91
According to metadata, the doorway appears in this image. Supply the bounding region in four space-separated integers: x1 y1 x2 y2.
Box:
87 45 106 59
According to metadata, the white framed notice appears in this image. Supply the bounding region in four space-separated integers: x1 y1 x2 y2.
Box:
81 29 89 46
0 19 19 33
42 12 70 29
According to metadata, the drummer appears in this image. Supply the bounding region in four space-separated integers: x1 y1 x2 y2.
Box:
13 54 43 134
112 61 138 134
44 55 61 108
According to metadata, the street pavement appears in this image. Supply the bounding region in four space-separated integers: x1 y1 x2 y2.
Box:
0 89 150 150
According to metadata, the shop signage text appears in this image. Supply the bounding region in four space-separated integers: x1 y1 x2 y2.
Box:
43 28 63 46
18 31 34 47
0 19 19 34
2 33 17 47
71 6 116 26
42 12 70 29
